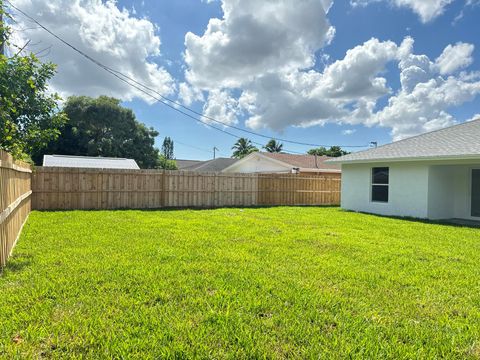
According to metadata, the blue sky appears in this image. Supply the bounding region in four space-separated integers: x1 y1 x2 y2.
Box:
10 0 480 160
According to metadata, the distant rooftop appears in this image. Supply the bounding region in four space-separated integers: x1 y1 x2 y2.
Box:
176 159 204 170
260 152 340 171
180 157 238 172
329 118 480 164
43 155 140 169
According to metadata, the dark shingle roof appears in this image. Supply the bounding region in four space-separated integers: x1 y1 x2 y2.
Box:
329 118 480 164
176 159 204 170
181 158 239 172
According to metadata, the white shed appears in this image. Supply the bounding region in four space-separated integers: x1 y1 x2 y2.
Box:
43 155 140 169
328 119 480 220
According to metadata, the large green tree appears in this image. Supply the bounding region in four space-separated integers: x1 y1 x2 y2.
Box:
264 139 283 153
232 138 258 159
307 146 349 157
35 96 160 168
0 2 66 160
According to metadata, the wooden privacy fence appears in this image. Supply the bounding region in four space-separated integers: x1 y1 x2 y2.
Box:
32 167 341 210
0 150 32 268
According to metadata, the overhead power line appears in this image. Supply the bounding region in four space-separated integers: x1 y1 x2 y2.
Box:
6 1 369 152
174 139 215 154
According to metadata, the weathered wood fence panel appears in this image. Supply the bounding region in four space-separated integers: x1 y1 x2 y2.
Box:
32 167 340 210
32 168 165 210
0 150 32 268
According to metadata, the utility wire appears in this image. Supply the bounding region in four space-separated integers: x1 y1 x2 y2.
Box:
105 70 367 148
6 1 369 152
174 139 215 154
8 3 311 155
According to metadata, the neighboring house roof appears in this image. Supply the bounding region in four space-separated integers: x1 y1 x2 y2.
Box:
181 157 239 172
43 155 140 169
260 152 341 171
176 159 204 170
223 152 341 173
329 118 480 164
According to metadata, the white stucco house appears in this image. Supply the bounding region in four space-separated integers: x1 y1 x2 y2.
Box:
328 119 480 220
222 152 341 175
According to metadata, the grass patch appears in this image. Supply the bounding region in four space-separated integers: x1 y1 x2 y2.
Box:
1 207 480 358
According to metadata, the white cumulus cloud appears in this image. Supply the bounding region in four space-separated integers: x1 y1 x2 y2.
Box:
394 0 454 22
240 38 409 131
184 0 334 89
435 42 475 75
9 0 175 102
317 38 400 100
183 0 480 141
203 89 239 126
351 0 454 22
466 113 480 122
178 82 204 106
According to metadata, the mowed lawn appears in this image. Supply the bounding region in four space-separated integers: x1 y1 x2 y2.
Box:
1 208 480 359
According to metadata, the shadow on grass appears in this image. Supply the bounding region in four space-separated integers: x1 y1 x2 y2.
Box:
341 209 480 229
1 253 33 275
31 206 480 229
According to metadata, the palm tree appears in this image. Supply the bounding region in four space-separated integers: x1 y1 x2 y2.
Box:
231 138 258 159
264 139 283 153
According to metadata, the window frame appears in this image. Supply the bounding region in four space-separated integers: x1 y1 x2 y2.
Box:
371 167 389 203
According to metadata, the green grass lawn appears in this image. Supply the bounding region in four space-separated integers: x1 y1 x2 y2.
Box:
1 208 480 359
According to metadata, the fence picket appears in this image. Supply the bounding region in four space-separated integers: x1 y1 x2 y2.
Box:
0 150 32 268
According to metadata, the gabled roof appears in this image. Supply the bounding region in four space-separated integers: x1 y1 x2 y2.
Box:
329 118 480 164
176 159 204 170
43 155 140 169
222 152 340 173
181 158 239 172
259 152 340 171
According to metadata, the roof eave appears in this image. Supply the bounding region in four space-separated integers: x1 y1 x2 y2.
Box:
331 154 480 164
299 168 341 173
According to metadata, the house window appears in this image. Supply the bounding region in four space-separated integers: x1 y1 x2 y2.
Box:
371 167 389 203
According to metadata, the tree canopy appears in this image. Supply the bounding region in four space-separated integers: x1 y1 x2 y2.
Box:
232 138 258 159
307 146 350 157
161 136 174 160
157 155 177 170
0 2 66 160
34 96 160 168
264 139 283 153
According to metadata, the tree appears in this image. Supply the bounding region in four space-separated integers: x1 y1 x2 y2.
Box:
264 139 283 153
0 2 66 160
307 147 328 156
161 136 174 160
157 155 177 170
231 138 258 159
34 96 160 168
325 145 350 157
307 146 349 157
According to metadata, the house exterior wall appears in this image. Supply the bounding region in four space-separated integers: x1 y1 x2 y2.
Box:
341 162 430 218
427 166 455 219
342 161 480 220
452 167 471 219
223 155 291 173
